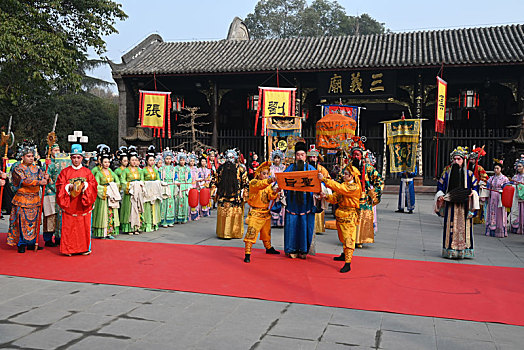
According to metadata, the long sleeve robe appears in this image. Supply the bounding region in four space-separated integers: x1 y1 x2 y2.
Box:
56 166 98 255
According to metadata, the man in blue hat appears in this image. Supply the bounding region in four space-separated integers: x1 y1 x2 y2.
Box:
56 144 98 256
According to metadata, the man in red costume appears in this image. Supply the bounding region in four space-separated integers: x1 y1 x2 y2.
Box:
56 144 97 256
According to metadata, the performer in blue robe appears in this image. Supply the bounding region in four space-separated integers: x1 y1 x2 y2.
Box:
396 169 416 213
282 141 320 259
435 146 479 259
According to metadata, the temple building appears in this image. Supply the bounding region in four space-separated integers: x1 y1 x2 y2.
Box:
111 18 524 182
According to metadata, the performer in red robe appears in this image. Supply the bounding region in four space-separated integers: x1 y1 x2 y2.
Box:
56 144 97 256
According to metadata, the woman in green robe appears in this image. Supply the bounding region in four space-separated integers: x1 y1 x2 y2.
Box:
114 146 129 180
119 147 142 234
174 152 191 224
141 146 161 232
159 149 176 227
92 150 121 239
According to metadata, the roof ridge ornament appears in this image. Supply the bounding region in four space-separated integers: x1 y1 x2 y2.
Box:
227 17 249 41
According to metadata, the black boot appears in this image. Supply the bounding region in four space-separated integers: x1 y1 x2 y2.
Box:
333 252 345 261
45 241 57 247
244 254 251 263
266 247 280 255
395 209 404 213
18 245 26 253
340 263 351 273
55 238 61 246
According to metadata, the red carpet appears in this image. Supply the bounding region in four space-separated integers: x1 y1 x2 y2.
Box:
1 233 523 326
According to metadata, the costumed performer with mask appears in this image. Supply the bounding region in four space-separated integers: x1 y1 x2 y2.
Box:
435 146 479 259
7 142 49 253
211 148 249 239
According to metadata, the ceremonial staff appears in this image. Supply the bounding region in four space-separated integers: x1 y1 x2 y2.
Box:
0 116 13 217
34 114 58 252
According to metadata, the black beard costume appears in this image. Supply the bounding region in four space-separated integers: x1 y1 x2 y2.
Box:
352 158 362 170
308 159 318 169
447 163 465 192
217 161 239 201
292 159 308 206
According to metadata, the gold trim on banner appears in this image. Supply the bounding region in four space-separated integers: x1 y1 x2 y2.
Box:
317 128 356 136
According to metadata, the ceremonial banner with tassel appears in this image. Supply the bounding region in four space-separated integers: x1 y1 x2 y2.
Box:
254 87 299 137
384 119 421 173
139 90 171 137
435 77 447 134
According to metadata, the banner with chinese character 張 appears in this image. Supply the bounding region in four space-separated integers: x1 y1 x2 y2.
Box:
275 170 321 193
139 90 172 138
255 87 298 136
435 77 447 134
321 105 359 123
384 119 421 173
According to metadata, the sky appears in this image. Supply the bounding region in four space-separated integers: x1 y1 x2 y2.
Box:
91 0 524 92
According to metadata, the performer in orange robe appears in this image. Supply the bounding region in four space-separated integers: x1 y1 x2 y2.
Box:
56 144 97 256
243 161 281 263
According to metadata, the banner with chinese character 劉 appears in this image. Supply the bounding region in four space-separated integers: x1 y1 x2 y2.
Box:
275 170 321 193
384 119 421 173
435 77 447 134
255 87 298 136
139 90 172 138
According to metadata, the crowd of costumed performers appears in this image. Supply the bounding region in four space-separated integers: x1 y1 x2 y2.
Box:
2 141 223 254
434 145 524 260
11 134 524 271
2 134 389 273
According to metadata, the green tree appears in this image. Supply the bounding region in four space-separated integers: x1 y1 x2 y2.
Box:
244 0 386 39
342 13 387 36
17 92 119 154
300 0 349 37
0 0 126 114
244 0 307 39
0 1 125 153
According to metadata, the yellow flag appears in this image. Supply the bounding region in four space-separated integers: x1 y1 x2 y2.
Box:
263 89 292 117
141 93 166 128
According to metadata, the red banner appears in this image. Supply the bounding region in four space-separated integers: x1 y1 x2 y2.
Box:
435 77 447 134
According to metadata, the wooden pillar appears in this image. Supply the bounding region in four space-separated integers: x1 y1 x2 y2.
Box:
211 80 219 149
518 74 524 115
115 76 130 147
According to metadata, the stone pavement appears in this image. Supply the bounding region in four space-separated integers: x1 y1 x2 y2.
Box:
1 194 523 349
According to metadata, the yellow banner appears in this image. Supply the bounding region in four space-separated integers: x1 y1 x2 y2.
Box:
275 170 321 193
141 93 166 128
263 90 292 117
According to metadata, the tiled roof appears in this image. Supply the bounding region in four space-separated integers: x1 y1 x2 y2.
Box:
114 24 524 76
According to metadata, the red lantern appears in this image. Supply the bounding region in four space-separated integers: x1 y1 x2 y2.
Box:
502 186 515 208
459 90 479 109
200 188 211 207
188 188 199 209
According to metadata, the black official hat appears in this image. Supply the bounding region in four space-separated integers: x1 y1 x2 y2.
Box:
294 141 307 154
